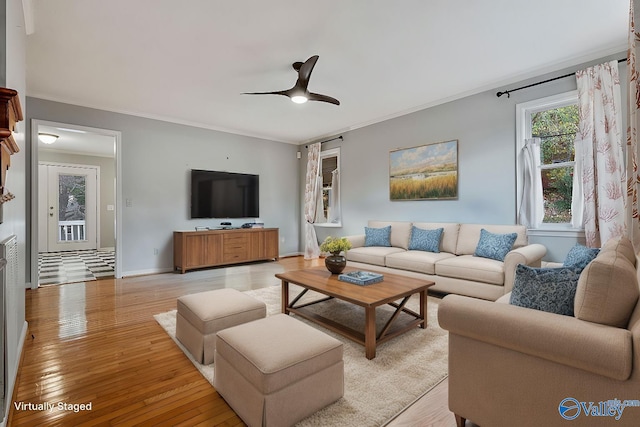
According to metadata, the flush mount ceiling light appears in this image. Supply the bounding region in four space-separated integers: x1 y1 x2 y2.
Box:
38 133 59 144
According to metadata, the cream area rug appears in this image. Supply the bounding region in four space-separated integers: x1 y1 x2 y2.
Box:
154 285 448 427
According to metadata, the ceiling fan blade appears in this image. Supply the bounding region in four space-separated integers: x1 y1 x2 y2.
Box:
294 55 319 90
308 92 340 105
242 89 292 97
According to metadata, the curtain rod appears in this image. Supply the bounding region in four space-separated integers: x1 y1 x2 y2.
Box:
496 58 627 98
305 135 343 148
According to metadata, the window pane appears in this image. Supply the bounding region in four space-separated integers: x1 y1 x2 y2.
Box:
540 134 575 164
58 174 87 242
541 166 573 223
320 155 337 221
58 174 86 221
532 104 578 166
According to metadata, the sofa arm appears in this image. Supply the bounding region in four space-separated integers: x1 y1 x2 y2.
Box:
503 243 547 293
438 294 633 381
343 234 365 248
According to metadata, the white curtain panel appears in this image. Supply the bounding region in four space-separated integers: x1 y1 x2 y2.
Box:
314 175 326 223
571 137 585 229
576 60 625 247
517 138 543 228
304 143 321 259
627 0 640 249
329 169 340 224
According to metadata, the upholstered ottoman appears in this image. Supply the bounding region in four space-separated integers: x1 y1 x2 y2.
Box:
214 314 344 427
175 288 266 364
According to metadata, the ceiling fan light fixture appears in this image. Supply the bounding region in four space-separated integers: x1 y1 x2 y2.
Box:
244 55 339 106
291 95 308 104
38 133 59 144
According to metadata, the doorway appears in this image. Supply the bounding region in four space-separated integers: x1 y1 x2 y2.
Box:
31 120 122 288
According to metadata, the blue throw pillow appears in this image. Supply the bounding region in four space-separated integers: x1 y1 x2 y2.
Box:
408 226 443 253
563 243 600 272
510 264 581 316
474 229 518 261
364 226 391 247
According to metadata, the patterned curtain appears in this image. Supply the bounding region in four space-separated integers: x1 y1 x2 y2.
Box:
517 138 543 228
575 60 625 247
627 0 640 249
304 143 321 259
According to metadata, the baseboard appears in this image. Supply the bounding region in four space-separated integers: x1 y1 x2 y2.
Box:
121 267 174 278
280 252 303 258
122 254 303 278
1 321 29 427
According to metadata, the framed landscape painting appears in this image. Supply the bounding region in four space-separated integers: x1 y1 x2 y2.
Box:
389 140 458 200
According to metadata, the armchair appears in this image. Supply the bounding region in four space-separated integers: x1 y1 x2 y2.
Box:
438 237 640 426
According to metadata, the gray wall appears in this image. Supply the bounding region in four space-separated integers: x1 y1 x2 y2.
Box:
38 151 116 248
0 0 5 87
1 0 27 424
27 99 301 275
310 53 628 262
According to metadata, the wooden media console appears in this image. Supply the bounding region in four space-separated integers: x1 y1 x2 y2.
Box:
173 228 279 273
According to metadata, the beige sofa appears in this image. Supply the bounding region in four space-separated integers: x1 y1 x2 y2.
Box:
344 220 546 301
439 236 640 426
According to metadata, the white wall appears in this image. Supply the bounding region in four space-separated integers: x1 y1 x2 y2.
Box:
26 99 301 275
1 0 28 424
308 53 628 262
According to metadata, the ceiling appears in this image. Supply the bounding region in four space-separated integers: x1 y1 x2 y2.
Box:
37 125 115 158
25 0 629 144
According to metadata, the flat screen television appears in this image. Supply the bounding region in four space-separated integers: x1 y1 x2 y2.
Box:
190 169 259 219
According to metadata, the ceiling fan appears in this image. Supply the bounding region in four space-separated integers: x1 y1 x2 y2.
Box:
243 55 340 106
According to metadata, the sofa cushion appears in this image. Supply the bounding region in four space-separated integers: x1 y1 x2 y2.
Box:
364 226 391 247
575 240 640 328
474 229 518 261
408 226 443 252
456 224 527 255
413 222 460 253
368 221 412 249
435 255 505 285
563 243 599 271
346 246 405 266
385 250 456 275
509 265 581 316
601 235 636 266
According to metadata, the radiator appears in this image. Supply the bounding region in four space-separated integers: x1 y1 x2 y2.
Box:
0 234 17 418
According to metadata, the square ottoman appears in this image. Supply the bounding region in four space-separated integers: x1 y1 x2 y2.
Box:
175 288 266 364
215 314 344 427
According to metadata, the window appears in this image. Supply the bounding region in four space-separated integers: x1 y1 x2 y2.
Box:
516 91 581 231
314 147 341 227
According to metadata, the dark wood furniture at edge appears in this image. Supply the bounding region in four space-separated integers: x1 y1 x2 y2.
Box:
173 228 279 273
0 88 22 206
276 266 434 359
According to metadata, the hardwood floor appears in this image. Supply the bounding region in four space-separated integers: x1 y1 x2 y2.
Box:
10 256 473 426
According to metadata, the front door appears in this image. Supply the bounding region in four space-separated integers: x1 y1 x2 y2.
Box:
39 163 98 252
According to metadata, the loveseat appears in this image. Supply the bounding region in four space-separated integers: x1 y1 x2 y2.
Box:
439 236 640 426
343 220 546 301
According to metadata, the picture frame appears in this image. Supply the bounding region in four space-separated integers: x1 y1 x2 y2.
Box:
389 139 458 200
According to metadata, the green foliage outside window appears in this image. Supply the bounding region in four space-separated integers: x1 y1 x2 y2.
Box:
531 105 579 223
58 174 87 221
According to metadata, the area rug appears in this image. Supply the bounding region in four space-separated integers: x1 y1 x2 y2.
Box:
154 285 448 426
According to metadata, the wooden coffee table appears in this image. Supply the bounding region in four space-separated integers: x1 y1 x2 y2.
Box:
275 266 435 359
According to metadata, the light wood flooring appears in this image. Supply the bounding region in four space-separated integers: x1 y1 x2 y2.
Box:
10 256 477 426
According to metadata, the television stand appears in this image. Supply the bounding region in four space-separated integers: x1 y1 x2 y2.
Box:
173 228 279 273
